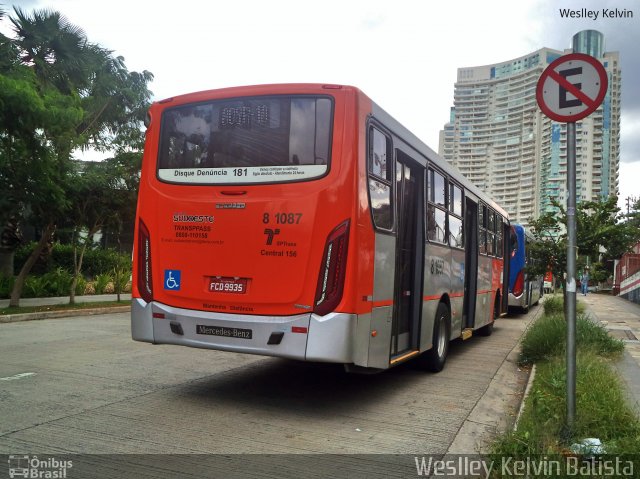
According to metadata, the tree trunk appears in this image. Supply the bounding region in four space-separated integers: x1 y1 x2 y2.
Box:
0 218 23 277
9 223 55 307
69 225 98 305
69 276 77 305
0 250 15 278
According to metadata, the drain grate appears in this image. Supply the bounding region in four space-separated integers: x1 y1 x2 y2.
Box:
607 329 638 341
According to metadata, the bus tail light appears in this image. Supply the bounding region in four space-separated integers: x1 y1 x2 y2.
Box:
314 220 350 316
513 270 524 297
137 219 153 303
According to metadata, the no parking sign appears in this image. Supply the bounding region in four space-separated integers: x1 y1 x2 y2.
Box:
536 52 608 122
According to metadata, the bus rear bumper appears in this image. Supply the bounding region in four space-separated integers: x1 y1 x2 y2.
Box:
508 292 525 308
131 299 356 363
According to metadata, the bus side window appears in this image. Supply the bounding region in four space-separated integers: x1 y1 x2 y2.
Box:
427 168 447 244
496 215 504 257
487 209 495 256
433 170 446 208
479 204 487 254
450 183 462 217
510 225 518 257
368 127 393 230
448 183 463 248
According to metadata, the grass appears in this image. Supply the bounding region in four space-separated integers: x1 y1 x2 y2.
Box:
0 300 131 316
519 312 624 366
493 351 640 456
542 293 586 316
490 295 640 471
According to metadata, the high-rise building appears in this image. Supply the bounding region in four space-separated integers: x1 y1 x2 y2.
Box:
439 30 621 226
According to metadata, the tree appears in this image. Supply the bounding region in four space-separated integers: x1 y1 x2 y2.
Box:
527 209 566 288
528 197 640 300
626 197 640 230
0 67 80 303
0 7 153 306
64 156 139 304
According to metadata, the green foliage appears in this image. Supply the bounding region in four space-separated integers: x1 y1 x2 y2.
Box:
627 197 640 229
0 275 15 298
587 260 609 285
492 352 640 458
492 295 638 459
3 244 130 298
0 6 152 305
74 274 87 296
519 311 623 366
541 295 586 316
528 197 640 285
15 242 130 278
542 295 564 316
22 275 48 298
94 273 112 295
86 248 130 278
20 267 73 298
112 265 130 299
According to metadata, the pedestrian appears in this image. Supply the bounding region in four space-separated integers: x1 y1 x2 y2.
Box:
580 268 590 296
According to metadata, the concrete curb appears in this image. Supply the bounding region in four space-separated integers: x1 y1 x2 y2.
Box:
513 364 536 431
0 305 130 323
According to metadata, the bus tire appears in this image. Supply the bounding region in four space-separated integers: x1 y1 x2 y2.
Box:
421 302 450 372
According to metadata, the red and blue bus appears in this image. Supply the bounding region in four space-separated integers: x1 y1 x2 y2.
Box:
508 224 542 313
131 84 510 372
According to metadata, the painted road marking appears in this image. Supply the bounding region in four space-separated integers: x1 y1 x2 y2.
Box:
0 372 36 381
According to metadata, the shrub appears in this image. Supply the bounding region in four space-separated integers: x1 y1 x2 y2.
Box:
23 275 49 298
542 294 586 316
74 275 87 296
19 268 74 298
84 282 96 295
113 266 130 300
0 275 15 299
519 313 623 365
492 351 640 457
15 242 131 278
84 248 131 278
41 268 74 296
94 273 113 294
543 295 564 316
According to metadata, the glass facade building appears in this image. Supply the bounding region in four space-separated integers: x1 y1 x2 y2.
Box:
439 31 620 226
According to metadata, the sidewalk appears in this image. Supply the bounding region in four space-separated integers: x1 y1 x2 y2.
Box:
580 292 640 416
0 294 131 323
449 293 640 454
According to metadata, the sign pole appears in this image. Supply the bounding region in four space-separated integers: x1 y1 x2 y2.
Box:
566 121 577 428
536 52 608 435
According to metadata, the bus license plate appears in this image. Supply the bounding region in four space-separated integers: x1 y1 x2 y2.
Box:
209 277 248 294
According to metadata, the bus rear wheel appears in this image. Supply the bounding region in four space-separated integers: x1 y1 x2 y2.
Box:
420 302 450 372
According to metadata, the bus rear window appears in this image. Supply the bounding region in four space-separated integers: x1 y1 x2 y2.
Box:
157 96 332 184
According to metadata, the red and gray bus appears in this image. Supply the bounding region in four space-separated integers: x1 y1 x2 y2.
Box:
131 84 510 372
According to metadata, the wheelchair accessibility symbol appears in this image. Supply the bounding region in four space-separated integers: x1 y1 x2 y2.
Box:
164 270 181 290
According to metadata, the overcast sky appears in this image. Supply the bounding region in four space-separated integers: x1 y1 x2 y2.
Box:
3 0 639 209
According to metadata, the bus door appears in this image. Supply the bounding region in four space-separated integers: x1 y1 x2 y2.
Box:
462 197 478 329
391 152 424 359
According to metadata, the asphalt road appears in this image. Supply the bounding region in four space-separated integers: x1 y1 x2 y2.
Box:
0 311 532 478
